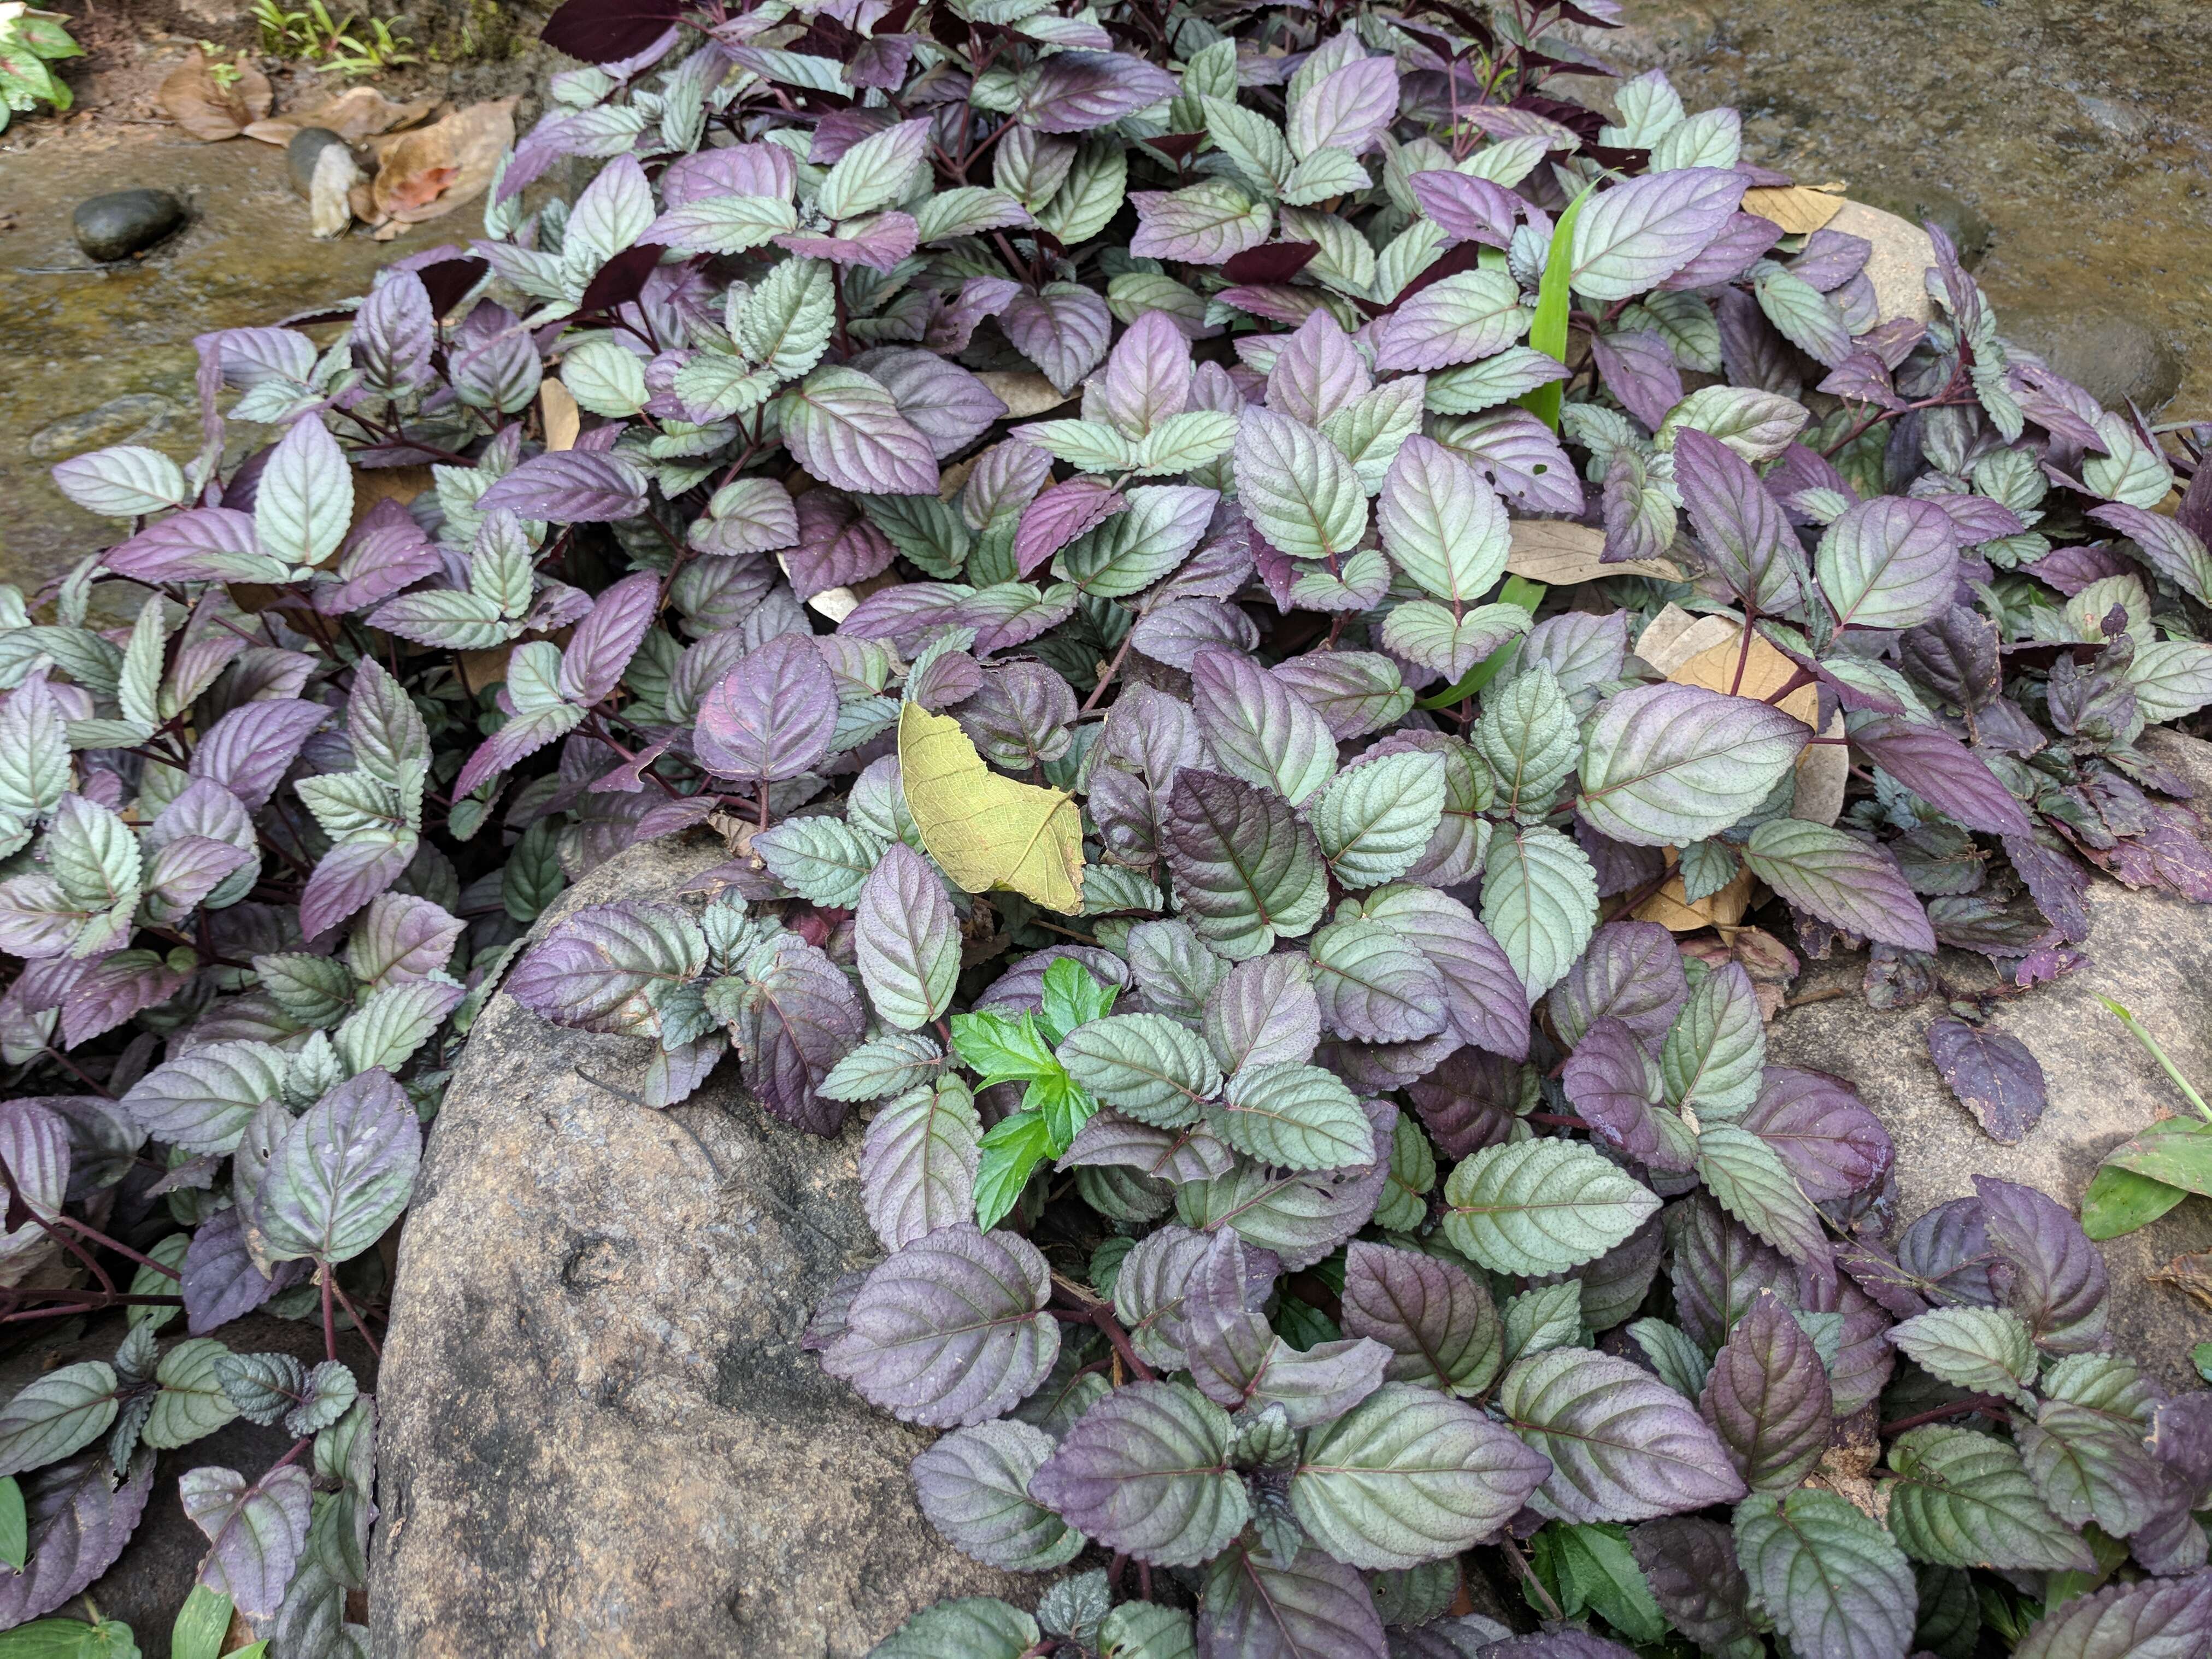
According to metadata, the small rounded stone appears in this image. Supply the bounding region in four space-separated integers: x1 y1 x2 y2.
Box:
1998 309 2184 414
72 188 186 263
287 127 350 199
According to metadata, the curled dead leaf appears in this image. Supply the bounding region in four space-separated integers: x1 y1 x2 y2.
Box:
244 86 434 146
367 97 516 236
972 370 1069 419
1507 519 1685 586
158 50 273 143
2149 1249 2212 1310
1740 184 1848 237
539 380 581 454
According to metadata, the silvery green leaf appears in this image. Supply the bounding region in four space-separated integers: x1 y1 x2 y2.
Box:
911 1419 1085 1572
1481 825 1598 998
0 1362 119 1475
1503 1280 1586 1364
1059 1013 1221 1128
1885 1426 2096 1573
123 1040 290 1156
1577 684 1809 848
863 1078 980 1251
1310 752 1446 890
255 416 352 569
0 672 70 819
1376 435 1510 603
1234 407 1368 563
142 1339 238 1451
560 335 648 417
51 444 190 518
1887 1307 2038 1407
1499 1346 1746 1521
1290 1383 1550 1569
870 1598 1038 1659
332 979 463 1076
1649 967 1762 1131
1696 1125 1829 1268
1733 1487 1915 1659
1028 1381 1248 1567
1442 1139 1660 1276
751 816 883 908
1474 666 1579 818
855 843 959 1029
1216 1061 1370 1171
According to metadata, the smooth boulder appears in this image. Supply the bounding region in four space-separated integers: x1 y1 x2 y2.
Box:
72 189 185 262
1770 731 2212 1386
370 833 1049 1657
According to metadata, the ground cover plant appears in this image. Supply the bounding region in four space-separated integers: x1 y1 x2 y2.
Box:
1 0 2211 1650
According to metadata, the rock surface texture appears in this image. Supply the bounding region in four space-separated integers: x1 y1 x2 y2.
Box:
1771 731 2212 1388
369 833 1044 1658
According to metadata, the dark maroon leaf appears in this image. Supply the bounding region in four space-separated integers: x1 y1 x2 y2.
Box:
1926 1017 2047 1145
577 243 672 315
540 0 683 63
1697 1289 1832 1493
1221 242 1320 285
1971 1175 2107 1355
1850 716 2035 837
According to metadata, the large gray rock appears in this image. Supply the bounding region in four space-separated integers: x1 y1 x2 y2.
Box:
370 833 1046 1658
1769 733 2212 1387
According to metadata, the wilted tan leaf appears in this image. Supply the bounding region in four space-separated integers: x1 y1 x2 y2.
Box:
1740 184 1848 237
539 380 581 453
1507 519 1684 586
2150 1250 2212 1310
972 370 1069 419
158 50 273 143
899 702 1084 913
367 97 517 236
244 86 434 146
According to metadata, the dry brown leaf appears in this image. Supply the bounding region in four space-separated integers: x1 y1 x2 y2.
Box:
1633 860 1753 932
368 97 517 236
2150 1250 2212 1310
349 464 433 532
539 381 581 454
972 370 1069 419
158 50 273 143
1742 184 1849 237
243 86 434 146
1507 519 1684 586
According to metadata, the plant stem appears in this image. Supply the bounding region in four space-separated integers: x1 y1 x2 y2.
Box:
2100 997 2212 1123
1880 1393 2013 1436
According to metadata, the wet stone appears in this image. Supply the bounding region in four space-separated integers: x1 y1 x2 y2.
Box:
1998 308 2185 414
286 128 352 199
71 189 186 263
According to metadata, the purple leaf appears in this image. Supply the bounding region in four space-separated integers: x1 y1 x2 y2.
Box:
60 951 189 1048
856 348 1009 459
1741 821 1936 952
1220 242 1320 285
1628 1520 1763 1657
1097 308 1194 435
1289 55 1399 156
1163 769 1329 961
1817 496 1960 631
104 508 280 584
299 837 413 941
258 1068 421 1264
786 488 897 598
180 1462 312 1617
1657 210 1782 290
1548 921 1689 1048
1698 1289 1833 1493
1591 330 1684 432
1340 1239 1502 1395
1000 283 1113 395
1409 170 1519 248
779 366 940 495
1437 409 1581 514
1562 1017 1690 1172
316 497 442 615
725 931 866 1134
1673 427 1802 614
1198 1542 1385 1659
557 570 658 705
661 142 795 208
1131 597 1260 671
477 449 650 522
181 1205 303 1334
1017 51 1180 133
1926 1017 2048 1145
507 901 705 1036
694 633 838 783
1358 887 1528 1060
821 1225 1059 1428
0 1455 155 1628
1849 716 2035 836
1740 1066 1891 1201
1570 168 1749 299
189 699 330 812
1499 1346 1748 1521
1131 181 1273 266
1667 1193 1797 1353
1972 1175 2108 1355
2013 1574 2212 1659
355 272 434 392
1405 1047 1525 1157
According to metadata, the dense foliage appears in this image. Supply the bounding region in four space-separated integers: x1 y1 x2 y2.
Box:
2 0 2210 1650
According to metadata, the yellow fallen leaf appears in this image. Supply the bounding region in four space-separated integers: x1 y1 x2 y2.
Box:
1634 858 1754 931
972 370 1071 419
540 380 581 452
1741 185 1848 237
898 702 1085 914
1507 520 1685 586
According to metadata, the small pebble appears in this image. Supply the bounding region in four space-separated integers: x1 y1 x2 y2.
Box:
287 127 351 199
72 188 186 263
